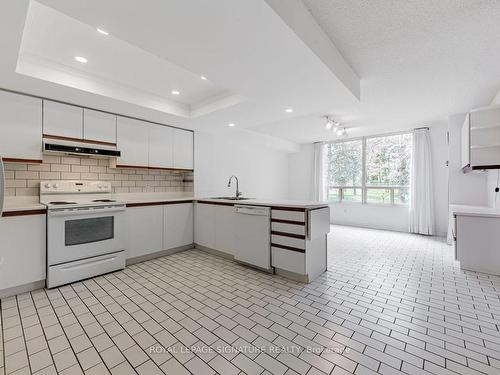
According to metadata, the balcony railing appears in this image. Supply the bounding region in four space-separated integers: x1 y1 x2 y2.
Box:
328 186 409 205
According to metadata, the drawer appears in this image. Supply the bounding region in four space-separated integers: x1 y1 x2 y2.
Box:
271 234 305 250
271 210 305 222
271 221 306 235
272 247 305 274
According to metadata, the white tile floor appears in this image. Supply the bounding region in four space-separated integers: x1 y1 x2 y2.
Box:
1 225 500 375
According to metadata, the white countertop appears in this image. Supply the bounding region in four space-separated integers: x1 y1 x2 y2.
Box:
2 192 329 212
195 197 329 209
450 204 500 218
2 196 46 212
112 192 195 204
116 193 328 209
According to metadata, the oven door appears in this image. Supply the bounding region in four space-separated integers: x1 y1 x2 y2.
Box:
47 205 127 265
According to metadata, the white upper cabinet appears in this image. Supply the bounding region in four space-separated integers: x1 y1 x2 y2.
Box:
173 128 194 170
0 91 42 162
462 106 500 170
83 109 117 144
116 116 149 167
149 124 173 169
43 100 83 139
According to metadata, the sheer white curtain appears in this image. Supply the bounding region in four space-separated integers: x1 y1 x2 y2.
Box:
313 142 328 201
409 128 435 235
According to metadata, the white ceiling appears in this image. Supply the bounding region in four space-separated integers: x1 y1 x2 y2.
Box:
0 0 359 144
255 0 500 142
1 0 499 146
17 1 241 118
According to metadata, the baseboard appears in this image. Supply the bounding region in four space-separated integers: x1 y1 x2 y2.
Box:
331 221 447 238
274 268 309 283
0 280 46 299
194 244 234 259
126 244 194 266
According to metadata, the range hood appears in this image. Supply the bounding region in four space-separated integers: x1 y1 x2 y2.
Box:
43 138 121 158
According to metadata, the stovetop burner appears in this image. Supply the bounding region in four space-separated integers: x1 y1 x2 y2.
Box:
92 199 116 203
48 201 77 205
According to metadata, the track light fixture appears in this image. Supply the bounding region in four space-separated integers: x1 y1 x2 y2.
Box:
324 116 346 136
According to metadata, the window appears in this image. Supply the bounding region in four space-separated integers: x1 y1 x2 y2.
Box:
326 140 362 202
366 133 412 204
326 132 412 204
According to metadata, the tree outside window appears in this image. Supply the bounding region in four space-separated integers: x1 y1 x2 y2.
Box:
326 132 412 204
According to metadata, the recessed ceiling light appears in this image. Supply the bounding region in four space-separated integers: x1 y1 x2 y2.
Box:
171 90 180 95
200 75 208 81
96 28 109 35
74 56 88 63
285 108 293 113
228 123 235 127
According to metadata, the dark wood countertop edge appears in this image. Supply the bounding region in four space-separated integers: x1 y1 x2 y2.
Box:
126 200 194 208
271 231 306 240
195 200 327 210
2 209 47 217
271 243 306 253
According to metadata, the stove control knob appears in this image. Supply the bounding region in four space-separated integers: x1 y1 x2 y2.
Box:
44 183 51 188
53 183 59 189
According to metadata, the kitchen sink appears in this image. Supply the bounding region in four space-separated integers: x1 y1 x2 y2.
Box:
211 197 253 200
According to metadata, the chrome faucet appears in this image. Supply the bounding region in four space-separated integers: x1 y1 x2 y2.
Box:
227 175 243 198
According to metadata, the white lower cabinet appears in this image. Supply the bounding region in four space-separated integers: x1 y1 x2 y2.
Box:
215 205 236 255
194 202 216 249
164 203 193 249
0 214 46 293
126 206 163 259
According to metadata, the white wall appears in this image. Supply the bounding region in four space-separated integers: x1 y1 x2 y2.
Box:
447 113 489 206
194 129 290 199
288 125 450 236
289 143 315 200
487 170 499 208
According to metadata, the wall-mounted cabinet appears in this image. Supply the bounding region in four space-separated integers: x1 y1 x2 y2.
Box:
83 109 117 145
149 123 173 169
173 128 194 170
113 116 193 171
0 91 42 163
462 106 500 171
115 116 150 168
0 89 192 170
43 100 83 139
43 100 117 145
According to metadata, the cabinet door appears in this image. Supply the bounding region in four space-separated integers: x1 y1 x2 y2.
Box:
116 116 149 167
0 91 42 162
43 100 83 139
194 203 216 249
149 124 173 169
126 206 163 259
84 109 117 144
164 203 193 249
173 129 194 170
215 205 236 255
0 214 46 292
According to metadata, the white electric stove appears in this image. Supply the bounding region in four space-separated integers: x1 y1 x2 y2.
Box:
40 181 127 288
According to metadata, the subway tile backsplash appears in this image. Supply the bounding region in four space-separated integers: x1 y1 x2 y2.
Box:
4 155 194 196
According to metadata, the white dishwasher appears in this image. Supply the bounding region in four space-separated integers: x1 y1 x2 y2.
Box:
234 205 272 271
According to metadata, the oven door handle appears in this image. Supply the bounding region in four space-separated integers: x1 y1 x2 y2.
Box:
48 206 126 217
